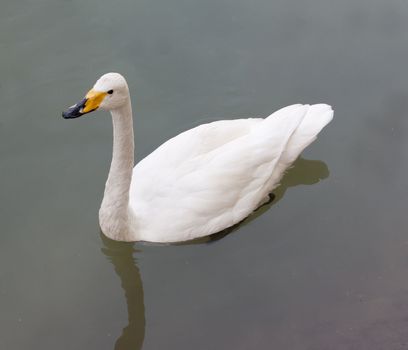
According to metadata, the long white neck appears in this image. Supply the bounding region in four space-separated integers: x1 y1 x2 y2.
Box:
99 98 135 241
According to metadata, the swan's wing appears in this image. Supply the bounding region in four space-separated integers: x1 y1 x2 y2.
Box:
130 104 332 242
134 118 263 170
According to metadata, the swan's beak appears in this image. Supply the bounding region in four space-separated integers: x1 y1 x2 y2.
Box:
62 89 107 119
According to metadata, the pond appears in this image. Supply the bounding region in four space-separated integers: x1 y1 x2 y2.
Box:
1 0 408 349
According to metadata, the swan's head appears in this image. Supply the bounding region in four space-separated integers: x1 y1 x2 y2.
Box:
62 73 129 119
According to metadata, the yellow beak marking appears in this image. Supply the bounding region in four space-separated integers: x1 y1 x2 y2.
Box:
82 89 107 113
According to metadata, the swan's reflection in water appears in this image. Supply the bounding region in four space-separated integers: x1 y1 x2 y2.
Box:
100 234 145 350
98 157 329 348
270 157 329 203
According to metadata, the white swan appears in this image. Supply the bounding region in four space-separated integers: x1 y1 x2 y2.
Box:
63 73 333 243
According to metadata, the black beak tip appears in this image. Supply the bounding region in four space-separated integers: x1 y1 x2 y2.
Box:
62 110 80 119
62 98 87 119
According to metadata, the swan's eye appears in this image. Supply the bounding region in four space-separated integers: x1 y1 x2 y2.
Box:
107 90 114 95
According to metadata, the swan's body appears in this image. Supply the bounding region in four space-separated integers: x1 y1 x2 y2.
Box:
63 73 333 242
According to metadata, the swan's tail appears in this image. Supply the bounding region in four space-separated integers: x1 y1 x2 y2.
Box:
281 103 333 164
259 103 333 189
257 103 333 152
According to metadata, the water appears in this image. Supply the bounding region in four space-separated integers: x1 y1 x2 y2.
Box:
1 0 408 349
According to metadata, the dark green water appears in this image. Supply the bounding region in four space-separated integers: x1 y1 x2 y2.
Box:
1 0 408 349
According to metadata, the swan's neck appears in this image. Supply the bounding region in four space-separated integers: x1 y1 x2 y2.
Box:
99 99 135 241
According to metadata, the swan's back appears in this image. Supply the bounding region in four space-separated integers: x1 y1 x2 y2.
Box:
130 104 333 242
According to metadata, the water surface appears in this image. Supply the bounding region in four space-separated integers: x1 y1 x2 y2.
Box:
1 0 408 349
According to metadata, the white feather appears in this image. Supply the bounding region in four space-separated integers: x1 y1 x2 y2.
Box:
129 103 332 242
